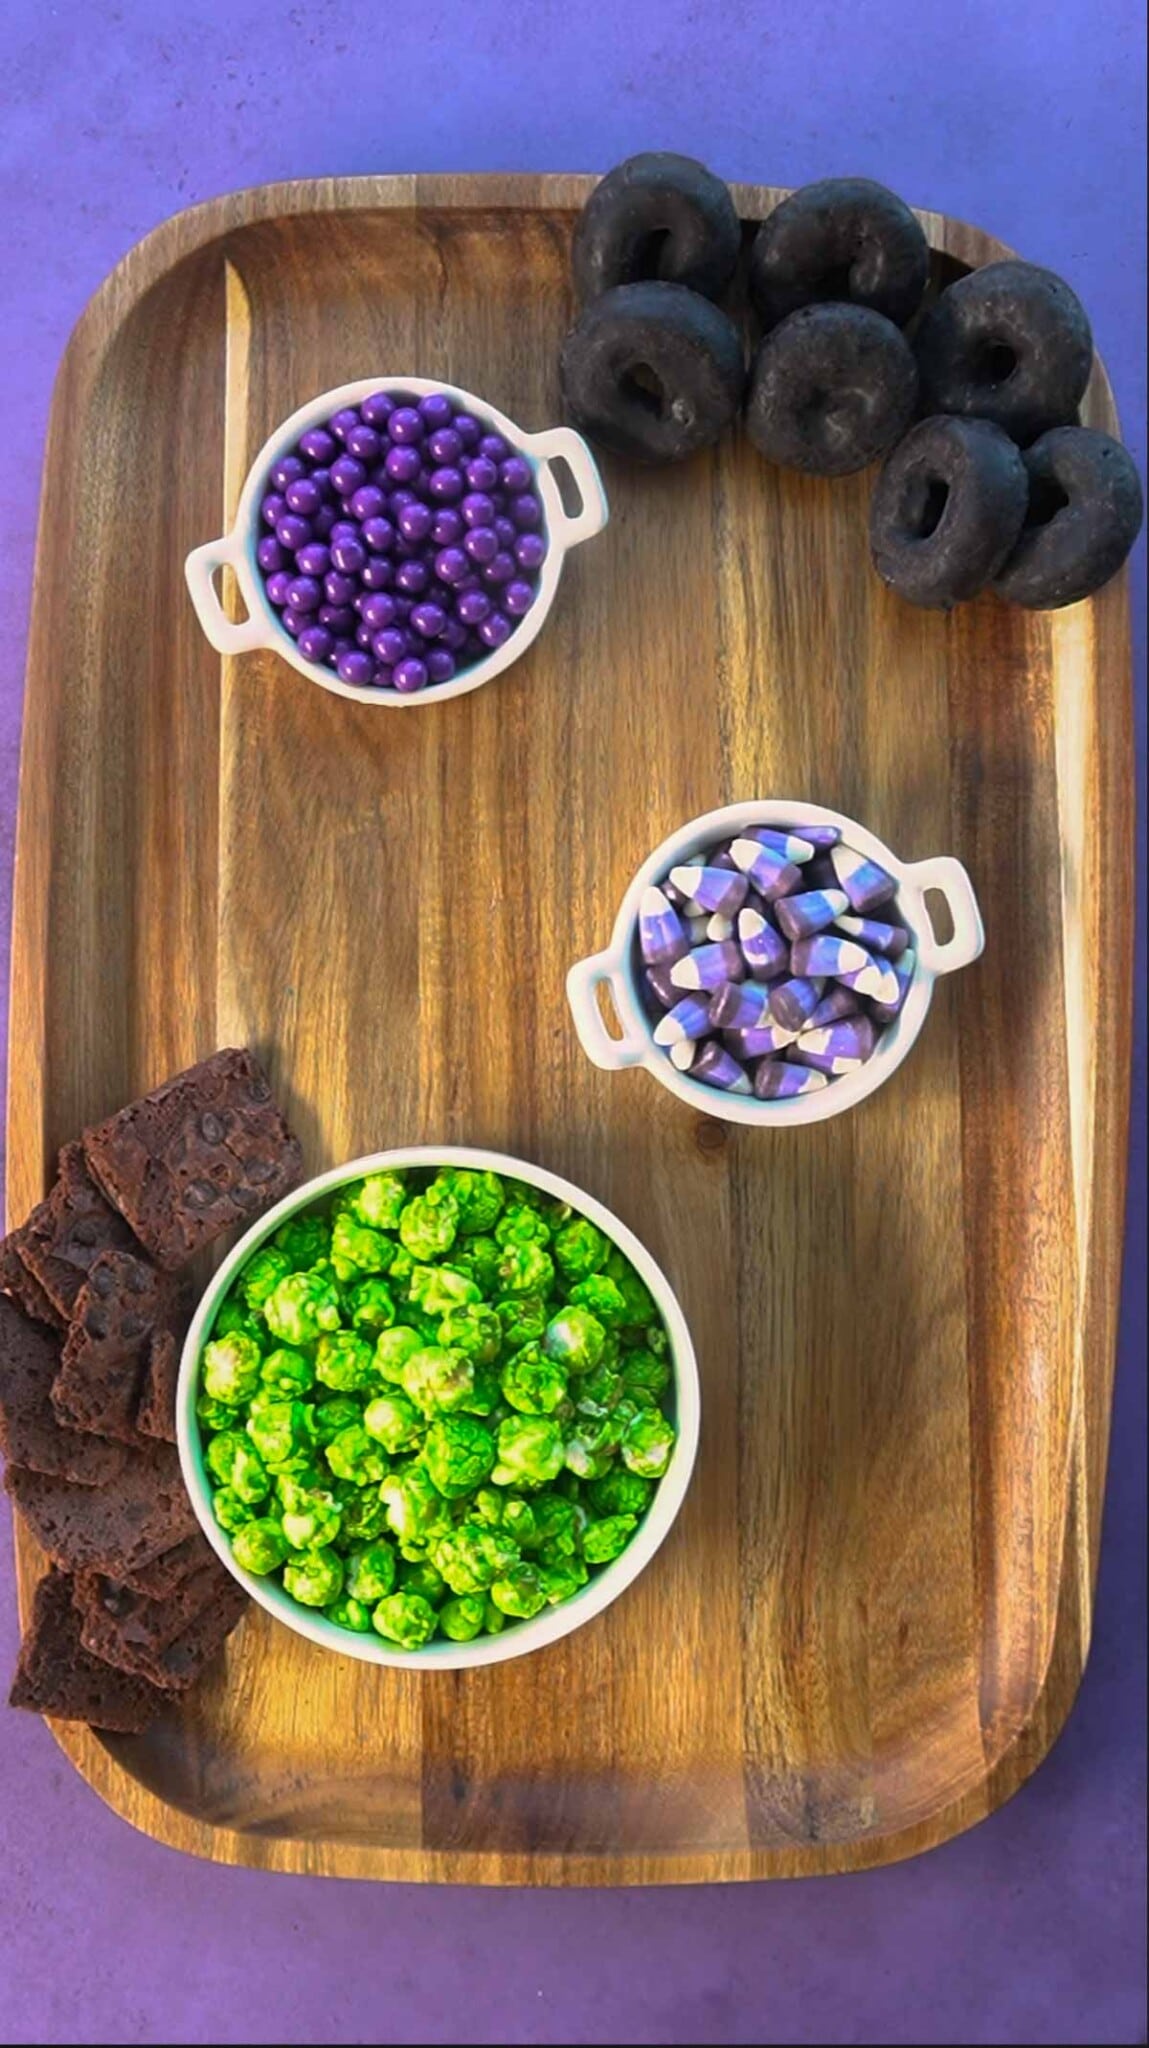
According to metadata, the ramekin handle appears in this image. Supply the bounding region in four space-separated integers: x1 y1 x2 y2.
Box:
185 538 269 654
566 949 648 1069
526 427 609 548
905 856 985 975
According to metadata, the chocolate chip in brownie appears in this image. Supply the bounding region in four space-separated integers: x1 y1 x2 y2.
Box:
13 1143 142 1319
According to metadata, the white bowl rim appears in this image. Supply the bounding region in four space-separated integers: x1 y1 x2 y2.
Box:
177 1145 700 1671
566 797 985 1129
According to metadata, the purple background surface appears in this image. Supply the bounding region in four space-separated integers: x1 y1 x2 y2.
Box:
0 2 1144 2043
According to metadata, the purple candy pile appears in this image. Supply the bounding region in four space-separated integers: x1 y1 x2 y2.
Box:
636 824 915 1101
256 389 548 693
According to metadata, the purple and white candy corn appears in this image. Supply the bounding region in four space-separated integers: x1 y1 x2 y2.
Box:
791 1015 877 1075
705 912 735 942
790 822 841 848
806 984 861 1028
833 954 901 1005
767 975 825 1033
775 887 849 942
707 979 774 1030
789 936 901 1004
752 1059 829 1100
737 906 789 980
723 1018 799 1056
644 964 679 1010
729 838 804 902
653 995 712 1046
737 826 817 864
670 940 746 992
669 1039 697 1071
668 864 748 918
834 914 909 958
691 1040 752 1093
869 948 915 1024
639 886 690 967
830 843 898 914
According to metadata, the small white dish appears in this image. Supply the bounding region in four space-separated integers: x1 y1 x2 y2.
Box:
184 377 608 707
177 1146 699 1670
566 798 985 1127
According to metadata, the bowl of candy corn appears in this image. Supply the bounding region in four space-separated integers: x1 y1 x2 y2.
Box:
566 800 984 1126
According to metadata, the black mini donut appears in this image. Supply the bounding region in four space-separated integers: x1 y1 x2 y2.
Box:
572 153 742 305
745 303 919 476
560 282 745 464
993 427 1144 609
869 415 1029 609
914 260 1093 446
749 177 930 331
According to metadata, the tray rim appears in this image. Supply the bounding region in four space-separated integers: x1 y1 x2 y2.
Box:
5 172 1133 1885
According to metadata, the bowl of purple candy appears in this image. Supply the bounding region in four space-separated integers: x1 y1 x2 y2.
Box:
566 799 984 1126
185 378 608 705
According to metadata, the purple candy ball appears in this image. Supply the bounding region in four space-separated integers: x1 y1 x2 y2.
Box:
361 556 394 590
461 491 496 529
514 530 546 571
453 413 481 446
261 491 287 528
374 627 408 665
312 505 337 539
309 466 332 498
457 587 491 626
281 607 303 637
431 508 464 545
329 408 362 443
331 635 355 656
434 546 470 586
329 455 367 498
270 453 306 490
494 516 517 548
285 476 323 517
362 591 397 631
479 433 509 463
464 455 499 494
482 551 516 586
285 576 321 612
324 570 359 607
427 466 464 503
319 604 356 632
337 649 375 686
296 542 331 577
265 570 292 607
440 618 469 652
346 423 382 464
329 520 359 544
300 427 337 465
350 484 387 523
361 516 395 553
395 559 429 595
356 623 374 649
385 444 422 485
510 493 542 530
464 525 499 565
387 407 425 445
503 578 535 617
331 536 367 575
478 610 512 649
297 624 334 664
428 427 463 466
418 392 454 431
500 455 533 495
257 535 285 574
398 500 434 544
276 514 312 552
426 647 457 684
360 391 396 429
392 656 429 694
411 601 447 639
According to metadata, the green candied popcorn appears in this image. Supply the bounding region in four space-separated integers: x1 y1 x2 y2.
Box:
379 1465 452 1548
529 1494 580 1558
490 1414 565 1489
489 1562 547 1620
452 1234 502 1295
213 1295 267 1350
576 1361 623 1412
202 1332 262 1406
336 1489 389 1544
499 1343 569 1417
496 1240 554 1298
582 1513 638 1565
371 1590 437 1649
330 1211 393 1284
401 1346 475 1416
604 1247 656 1329
543 1306 605 1376
246 1399 313 1469
563 1421 614 1481
500 1497 537 1550
431 1167 505 1236
315 1329 375 1392
482 1596 507 1634
275 1460 326 1501
210 1434 270 1505
211 1486 249 1534
363 1390 424 1454
567 1273 629 1328
432 1521 520 1595
279 1478 343 1551
494 1205 552 1250
503 1178 548 1213
438 1303 502 1366
553 1217 609 1284
374 1325 423 1384
259 1346 315 1396
240 1245 292 1313
272 1211 331 1271
345 1540 398 1604
538 1555 589 1604
206 1430 248 1486
232 1516 289 1575
346 1276 397 1336
325 1594 372 1632
324 1423 388 1485
554 1469 583 1502
494 1294 548 1350
352 1170 407 1232
397 1557 448 1605
621 1407 676 1478
398 1184 459 1261
284 1546 344 1608
422 1416 496 1498
386 1244 416 1289
586 1468 656 1519
263 1265 342 1347
310 1395 363 1446
438 1592 486 1642
458 1364 500 1418
408 1264 480 1317
197 1390 238 1434
470 1486 504 1526
619 1347 671 1405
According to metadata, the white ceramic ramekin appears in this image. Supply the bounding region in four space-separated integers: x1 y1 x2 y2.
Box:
566 799 984 1127
184 377 608 707
177 1146 699 1671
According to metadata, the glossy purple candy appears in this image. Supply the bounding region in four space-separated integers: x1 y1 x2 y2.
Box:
385 444 422 485
297 624 334 664
257 535 285 574
419 392 454 432
500 455 533 495
484 552 518 587
393 656 429 693
300 426 337 465
265 570 292 607
396 559 430 595
426 648 457 684
270 453 306 490
503 579 535 615
478 611 512 649
398 501 434 544
361 556 394 590
515 531 547 571
336 649 374 686
276 513 312 552
346 423 382 464
296 542 331 578
428 428 463 465
465 457 499 494
457 587 491 626
388 407 425 445
330 455 367 498
285 576 321 612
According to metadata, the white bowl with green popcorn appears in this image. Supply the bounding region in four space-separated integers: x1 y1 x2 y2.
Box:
177 1147 700 1670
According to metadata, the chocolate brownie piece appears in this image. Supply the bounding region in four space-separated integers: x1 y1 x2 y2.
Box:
0 1233 65 1330
0 1298 126 1486
5 1441 199 1577
14 1142 141 1319
9 1570 165 1731
52 1250 182 1445
78 1571 248 1692
134 1320 185 1445
82 1049 303 1271
119 1531 214 1599
75 1555 232 1659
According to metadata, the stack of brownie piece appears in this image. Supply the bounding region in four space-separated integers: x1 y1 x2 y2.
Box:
1 1048 303 1731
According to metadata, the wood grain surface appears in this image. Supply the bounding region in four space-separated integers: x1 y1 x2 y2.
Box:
5 176 1132 1883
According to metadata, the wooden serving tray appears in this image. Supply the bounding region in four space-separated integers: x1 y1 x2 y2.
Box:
7 176 1131 1884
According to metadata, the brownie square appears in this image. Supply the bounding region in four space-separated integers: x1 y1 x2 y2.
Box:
9 1570 164 1731
0 1297 126 1486
119 1532 215 1600
14 1142 141 1318
82 1049 303 1270
78 1571 248 1693
6 1441 199 1578
0 1234 65 1330
52 1250 183 1445
134 1320 186 1445
75 1555 232 1660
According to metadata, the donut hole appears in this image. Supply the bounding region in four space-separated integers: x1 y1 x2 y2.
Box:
818 263 858 302
632 227 675 282
622 360 670 418
1024 473 1071 529
902 472 951 541
972 339 1019 387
